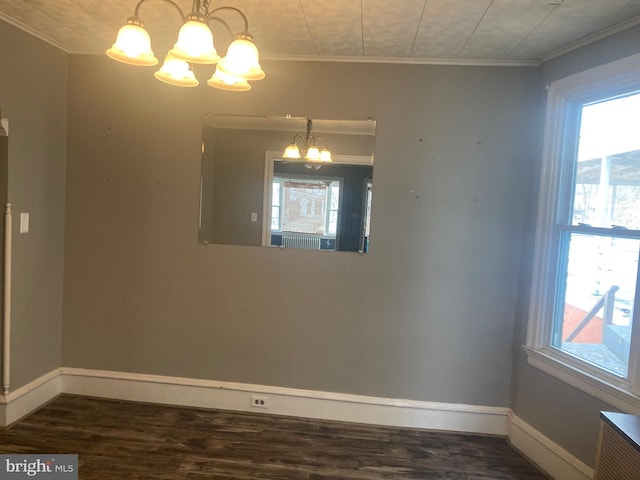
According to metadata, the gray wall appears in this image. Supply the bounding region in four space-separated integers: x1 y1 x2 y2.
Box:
0 22 67 388
510 24 640 468
63 56 540 407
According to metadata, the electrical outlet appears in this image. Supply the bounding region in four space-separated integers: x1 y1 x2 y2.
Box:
250 395 268 409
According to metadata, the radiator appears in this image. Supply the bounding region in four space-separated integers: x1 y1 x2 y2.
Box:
595 412 640 480
281 234 321 250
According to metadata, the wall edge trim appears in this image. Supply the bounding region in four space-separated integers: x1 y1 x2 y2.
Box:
508 411 594 480
0 369 61 426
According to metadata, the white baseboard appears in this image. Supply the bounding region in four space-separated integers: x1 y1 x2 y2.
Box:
0 368 594 480
59 368 509 435
508 411 594 480
0 369 60 426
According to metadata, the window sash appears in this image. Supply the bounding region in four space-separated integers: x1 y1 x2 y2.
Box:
551 226 640 380
271 179 283 232
325 182 340 236
526 53 640 412
552 93 640 382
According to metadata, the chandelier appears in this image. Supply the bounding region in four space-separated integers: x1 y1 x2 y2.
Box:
106 0 265 91
282 118 333 164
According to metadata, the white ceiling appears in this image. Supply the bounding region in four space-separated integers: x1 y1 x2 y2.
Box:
2 0 640 66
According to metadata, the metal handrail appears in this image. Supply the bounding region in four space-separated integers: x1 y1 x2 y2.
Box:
564 285 619 342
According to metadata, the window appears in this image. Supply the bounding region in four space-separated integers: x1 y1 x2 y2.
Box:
527 54 640 412
270 176 340 236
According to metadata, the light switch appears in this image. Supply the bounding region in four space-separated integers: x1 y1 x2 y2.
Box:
19 212 29 233
250 212 258 222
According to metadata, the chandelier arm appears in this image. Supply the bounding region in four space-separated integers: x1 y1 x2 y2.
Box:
133 0 186 22
290 134 306 145
207 6 249 32
207 16 234 39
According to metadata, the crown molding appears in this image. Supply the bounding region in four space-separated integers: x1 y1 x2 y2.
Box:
262 54 538 68
0 12 69 53
4 11 640 69
539 14 640 64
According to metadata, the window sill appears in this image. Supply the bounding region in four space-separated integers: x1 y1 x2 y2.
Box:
524 345 640 414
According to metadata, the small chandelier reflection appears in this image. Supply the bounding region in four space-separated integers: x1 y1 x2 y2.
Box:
106 0 264 91
282 118 332 168
0 108 6 137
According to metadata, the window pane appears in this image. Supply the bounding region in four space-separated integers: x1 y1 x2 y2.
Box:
327 211 338 235
326 183 340 237
330 184 340 210
573 93 640 229
281 180 327 234
554 233 638 377
272 182 280 207
271 206 280 230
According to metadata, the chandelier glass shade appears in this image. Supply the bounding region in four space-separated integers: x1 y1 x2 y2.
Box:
106 18 158 66
207 68 252 91
217 35 265 80
168 15 220 64
153 54 199 87
106 0 264 91
282 118 333 164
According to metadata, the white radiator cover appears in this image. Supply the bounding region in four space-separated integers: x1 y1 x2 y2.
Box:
595 413 640 480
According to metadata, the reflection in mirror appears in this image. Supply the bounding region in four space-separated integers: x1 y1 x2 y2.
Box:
264 155 373 252
0 116 7 207
200 115 376 252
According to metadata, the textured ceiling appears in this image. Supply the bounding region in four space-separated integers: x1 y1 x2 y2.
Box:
2 0 640 65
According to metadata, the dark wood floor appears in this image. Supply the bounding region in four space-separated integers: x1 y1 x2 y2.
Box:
0 395 548 479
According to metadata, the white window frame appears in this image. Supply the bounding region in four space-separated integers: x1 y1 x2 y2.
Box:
261 151 372 246
325 181 340 236
270 176 340 237
271 178 283 232
526 53 640 414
